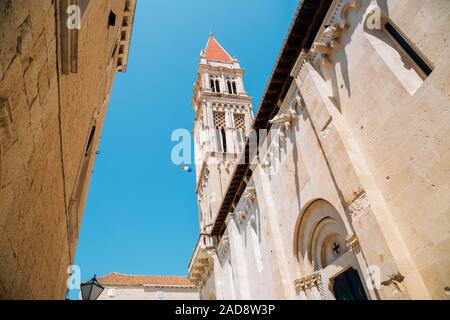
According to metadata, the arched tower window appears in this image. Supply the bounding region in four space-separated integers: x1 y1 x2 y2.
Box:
232 81 237 94
227 81 233 94
234 113 246 152
221 128 227 153
213 111 227 153
215 80 221 93
210 79 216 92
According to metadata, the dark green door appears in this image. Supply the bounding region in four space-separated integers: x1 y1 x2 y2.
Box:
332 267 368 300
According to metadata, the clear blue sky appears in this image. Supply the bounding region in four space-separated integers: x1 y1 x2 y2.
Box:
72 0 299 293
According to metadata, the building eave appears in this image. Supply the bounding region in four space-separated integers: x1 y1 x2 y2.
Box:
117 0 137 73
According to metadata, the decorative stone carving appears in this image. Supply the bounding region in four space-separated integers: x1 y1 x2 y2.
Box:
305 0 362 67
341 0 361 22
311 42 332 55
269 108 299 129
346 191 370 219
291 50 314 78
243 187 257 203
346 233 360 253
324 24 343 40
294 272 322 292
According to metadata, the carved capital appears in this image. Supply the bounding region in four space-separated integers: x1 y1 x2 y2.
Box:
269 108 299 130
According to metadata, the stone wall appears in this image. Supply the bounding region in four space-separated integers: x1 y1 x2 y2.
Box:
0 0 134 299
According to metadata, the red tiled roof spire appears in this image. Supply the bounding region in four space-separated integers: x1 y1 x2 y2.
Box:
204 33 233 63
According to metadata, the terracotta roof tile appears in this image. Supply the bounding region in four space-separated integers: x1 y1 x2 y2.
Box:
204 34 233 63
97 272 195 287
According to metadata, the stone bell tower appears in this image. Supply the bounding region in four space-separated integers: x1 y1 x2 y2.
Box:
192 34 254 234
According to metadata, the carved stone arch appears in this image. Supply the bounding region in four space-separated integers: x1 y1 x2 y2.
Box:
309 217 349 272
295 200 350 272
293 199 369 300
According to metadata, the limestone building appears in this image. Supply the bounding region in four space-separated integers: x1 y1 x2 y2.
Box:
188 0 450 300
0 0 136 299
96 273 199 300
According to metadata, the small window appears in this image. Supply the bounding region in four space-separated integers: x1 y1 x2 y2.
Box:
232 81 237 94
108 11 116 27
125 0 131 12
384 22 433 78
210 79 216 92
227 81 233 94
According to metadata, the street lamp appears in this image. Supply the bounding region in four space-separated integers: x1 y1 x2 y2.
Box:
80 275 104 300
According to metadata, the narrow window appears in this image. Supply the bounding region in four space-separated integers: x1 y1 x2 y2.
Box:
215 80 221 93
227 81 233 94
232 81 237 94
68 125 97 244
234 113 246 153
213 111 226 152
221 128 227 153
210 79 215 92
385 22 433 77
85 126 96 156
108 11 116 27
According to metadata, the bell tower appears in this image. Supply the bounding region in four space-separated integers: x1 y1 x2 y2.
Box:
192 34 254 233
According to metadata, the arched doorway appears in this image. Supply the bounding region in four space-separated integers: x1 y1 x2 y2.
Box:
295 199 369 300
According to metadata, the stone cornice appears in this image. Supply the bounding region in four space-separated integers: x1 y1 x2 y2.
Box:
116 0 137 73
314 0 361 63
198 63 245 76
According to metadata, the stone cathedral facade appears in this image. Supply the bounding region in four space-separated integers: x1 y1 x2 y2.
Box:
188 0 450 300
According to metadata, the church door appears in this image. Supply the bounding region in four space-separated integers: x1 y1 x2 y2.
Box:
332 268 368 300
